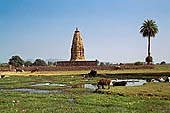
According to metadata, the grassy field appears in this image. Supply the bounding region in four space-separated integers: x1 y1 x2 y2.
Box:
0 65 170 113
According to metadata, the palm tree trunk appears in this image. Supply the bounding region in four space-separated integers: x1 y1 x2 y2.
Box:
148 36 151 57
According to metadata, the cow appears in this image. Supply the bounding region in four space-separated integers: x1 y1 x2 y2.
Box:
155 76 169 82
97 78 111 89
88 70 97 77
0 75 5 78
15 68 24 72
112 81 127 86
31 68 39 73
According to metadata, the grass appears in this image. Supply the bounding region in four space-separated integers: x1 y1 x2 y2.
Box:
0 65 170 113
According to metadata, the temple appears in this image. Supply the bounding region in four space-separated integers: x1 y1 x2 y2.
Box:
56 28 97 66
70 28 85 61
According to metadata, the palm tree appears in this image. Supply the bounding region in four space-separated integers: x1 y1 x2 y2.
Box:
140 19 158 64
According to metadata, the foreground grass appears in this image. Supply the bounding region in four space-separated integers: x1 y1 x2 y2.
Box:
0 73 170 113
1 91 170 113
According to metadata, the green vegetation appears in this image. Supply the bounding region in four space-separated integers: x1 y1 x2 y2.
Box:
32 59 47 66
140 19 159 64
8 56 25 67
0 66 170 113
24 61 33 67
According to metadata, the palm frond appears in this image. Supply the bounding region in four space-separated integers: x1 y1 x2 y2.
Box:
140 19 158 38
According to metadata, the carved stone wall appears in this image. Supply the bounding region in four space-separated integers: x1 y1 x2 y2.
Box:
70 28 85 61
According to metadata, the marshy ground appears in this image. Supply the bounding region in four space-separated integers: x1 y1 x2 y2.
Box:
0 65 170 113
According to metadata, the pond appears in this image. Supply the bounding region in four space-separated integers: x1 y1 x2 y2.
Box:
111 79 147 86
72 84 98 90
31 83 67 87
0 79 148 93
0 88 61 94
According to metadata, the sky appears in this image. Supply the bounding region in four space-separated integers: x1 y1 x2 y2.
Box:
0 0 170 63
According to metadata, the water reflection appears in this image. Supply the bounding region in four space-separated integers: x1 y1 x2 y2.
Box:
32 83 67 87
0 88 61 93
111 79 147 86
72 84 98 90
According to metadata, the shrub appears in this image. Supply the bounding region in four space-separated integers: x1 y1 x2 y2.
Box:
32 59 47 66
24 61 33 67
160 61 166 65
8 56 25 67
134 61 145 65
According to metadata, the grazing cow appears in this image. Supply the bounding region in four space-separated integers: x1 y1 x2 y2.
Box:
31 68 39 73
0 75 5 78
115 66 121 70
155 76 169 82
97 78 111 89
88 70 97 77
112 81 127 86
15 68 24 72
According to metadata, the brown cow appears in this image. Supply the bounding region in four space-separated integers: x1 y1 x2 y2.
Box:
97 78 111 89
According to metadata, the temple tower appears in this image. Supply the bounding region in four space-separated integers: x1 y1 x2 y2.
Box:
70 28 85 61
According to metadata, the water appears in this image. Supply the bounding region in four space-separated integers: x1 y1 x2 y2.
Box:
0 79 148 93
84 84 98 90
68 98 74 103
72 84 98 90
0 88 61 94
111 79 147 86
71 79 147 90
32 83 67 87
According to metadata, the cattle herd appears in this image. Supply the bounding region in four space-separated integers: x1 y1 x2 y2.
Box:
14 67 39 73
0 69 169 90
87 70 170 90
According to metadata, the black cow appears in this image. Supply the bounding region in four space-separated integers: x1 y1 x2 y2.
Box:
31 68 39 73
155 76 169 82
0 75 5 78
16 68 24 72
88 70 97 77
112 81 127 86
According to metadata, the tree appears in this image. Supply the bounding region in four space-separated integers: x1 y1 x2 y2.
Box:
160 61 166 65
24 61 33 67
32 59 47 66
140 19 158 64
8 56 25 67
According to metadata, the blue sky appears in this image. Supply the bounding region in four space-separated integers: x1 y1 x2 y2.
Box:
0 0 170 63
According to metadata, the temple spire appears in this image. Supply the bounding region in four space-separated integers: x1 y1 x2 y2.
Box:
76 27 79 31
70 28 85 61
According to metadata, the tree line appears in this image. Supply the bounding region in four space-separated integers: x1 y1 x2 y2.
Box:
7 56 56 67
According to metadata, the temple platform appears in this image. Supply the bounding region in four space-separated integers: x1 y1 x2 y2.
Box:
56 61 98 66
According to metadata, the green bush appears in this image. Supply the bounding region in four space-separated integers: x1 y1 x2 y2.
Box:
32 59 47 66
134 61 145 65
160 61 166 65
8 55 25 67
24 61 33 67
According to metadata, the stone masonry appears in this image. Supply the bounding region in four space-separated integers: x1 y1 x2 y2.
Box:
70 28 85 61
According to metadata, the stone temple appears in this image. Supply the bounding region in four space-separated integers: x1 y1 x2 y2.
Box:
70 28 85 61
56 28 97 66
